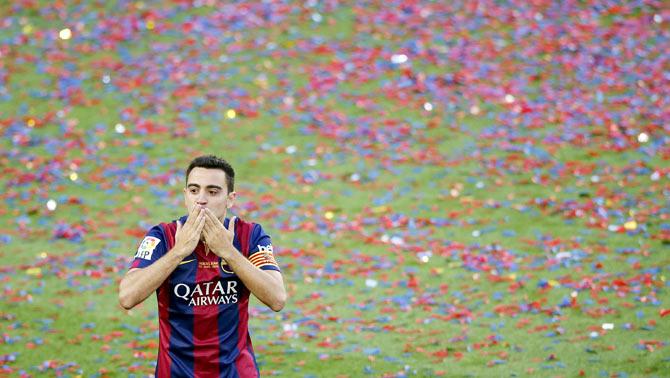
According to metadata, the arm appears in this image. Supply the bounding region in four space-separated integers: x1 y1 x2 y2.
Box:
118 246 189 310
223 250 286 312
118 206 206 310
202 210 287 312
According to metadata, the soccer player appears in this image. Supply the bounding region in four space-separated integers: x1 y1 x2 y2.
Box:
118 155 286 378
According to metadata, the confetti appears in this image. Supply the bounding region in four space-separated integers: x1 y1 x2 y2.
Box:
0 1 668 376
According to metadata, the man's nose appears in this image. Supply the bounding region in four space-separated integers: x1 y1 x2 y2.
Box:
196 192 207 205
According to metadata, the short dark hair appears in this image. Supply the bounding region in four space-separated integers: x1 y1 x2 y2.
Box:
185 155 235 193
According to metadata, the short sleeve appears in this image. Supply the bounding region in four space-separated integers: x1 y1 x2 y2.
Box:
247 223 280 272
129 225 167 270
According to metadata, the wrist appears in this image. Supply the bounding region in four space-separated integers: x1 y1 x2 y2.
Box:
214 246 236 261
172 243 192 259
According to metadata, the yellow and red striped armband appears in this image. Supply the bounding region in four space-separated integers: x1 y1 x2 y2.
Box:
248 245 279 269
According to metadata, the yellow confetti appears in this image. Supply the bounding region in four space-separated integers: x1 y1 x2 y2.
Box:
26 267 41 276
226 109 237 119
624 220 637 231
146 19 155 30
324 211 334 220
371 206 388 214
22 24 34 35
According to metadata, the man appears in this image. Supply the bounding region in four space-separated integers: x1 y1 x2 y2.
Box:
119 155 286 378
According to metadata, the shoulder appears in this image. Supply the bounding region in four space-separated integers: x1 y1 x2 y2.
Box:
134 224 168 260
155 216 187 235
227 216 255 234
141 216 185 247
231 216 253 228
231 218 269 238
144 223 167 240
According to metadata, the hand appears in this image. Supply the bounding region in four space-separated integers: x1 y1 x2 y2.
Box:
174 205 206 258
202 209 236 260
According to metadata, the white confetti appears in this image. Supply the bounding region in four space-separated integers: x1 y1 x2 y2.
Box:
46 199 57 211
391 54 408 64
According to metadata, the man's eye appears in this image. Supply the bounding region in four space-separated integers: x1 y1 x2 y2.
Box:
209 190 219 196
190 189 198 194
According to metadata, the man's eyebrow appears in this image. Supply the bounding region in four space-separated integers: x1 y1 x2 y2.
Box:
187 183 223 190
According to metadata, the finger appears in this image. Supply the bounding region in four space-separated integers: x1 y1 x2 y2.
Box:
204 210 226 232
188 208 205 229
196 207 206 221
201 211 214 229
176 220 182 232
202 217 215 233
204 208 222 225
228 216 237 233
196 211 207 233
186 205 201 225
201 226 211 241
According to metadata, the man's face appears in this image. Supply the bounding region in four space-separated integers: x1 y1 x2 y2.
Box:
183 167 236 220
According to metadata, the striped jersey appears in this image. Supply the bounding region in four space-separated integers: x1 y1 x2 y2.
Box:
129 216 280 378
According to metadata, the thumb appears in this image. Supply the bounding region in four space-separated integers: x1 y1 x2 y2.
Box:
228 216 237 232
176 220 182 232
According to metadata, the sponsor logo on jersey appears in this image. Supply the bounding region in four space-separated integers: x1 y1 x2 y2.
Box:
257 244 273 254
249 244 278 268
173 279 239 306
135 236 161 260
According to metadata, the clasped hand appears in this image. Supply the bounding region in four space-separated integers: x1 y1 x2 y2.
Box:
174 205 236 261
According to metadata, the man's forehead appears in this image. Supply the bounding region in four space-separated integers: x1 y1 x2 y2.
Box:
186 167 228 186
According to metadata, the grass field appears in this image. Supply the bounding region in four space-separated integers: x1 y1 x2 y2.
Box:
1 1 669 377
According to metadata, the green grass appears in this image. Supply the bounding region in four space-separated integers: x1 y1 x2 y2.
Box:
1 1 669 377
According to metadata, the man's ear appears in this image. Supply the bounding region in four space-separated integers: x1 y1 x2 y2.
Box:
227 191 237 208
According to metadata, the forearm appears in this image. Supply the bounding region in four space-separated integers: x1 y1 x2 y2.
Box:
226 252 286 312
118 247 187 309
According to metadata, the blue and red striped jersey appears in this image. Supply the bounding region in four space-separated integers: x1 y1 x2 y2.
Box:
129 216 280 378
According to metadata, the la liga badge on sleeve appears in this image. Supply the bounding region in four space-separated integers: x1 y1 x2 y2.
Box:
135 236 161 260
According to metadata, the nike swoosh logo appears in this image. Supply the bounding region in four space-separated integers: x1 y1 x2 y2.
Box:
179 259 195 265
